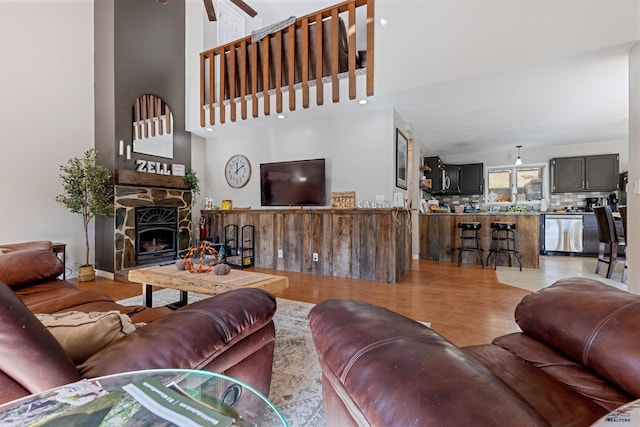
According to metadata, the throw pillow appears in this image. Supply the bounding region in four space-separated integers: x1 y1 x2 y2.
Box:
35 311 144 364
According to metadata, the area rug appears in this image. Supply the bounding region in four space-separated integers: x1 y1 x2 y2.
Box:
118 289 325 427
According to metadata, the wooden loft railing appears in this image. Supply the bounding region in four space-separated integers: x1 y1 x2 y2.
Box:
200 0 374 127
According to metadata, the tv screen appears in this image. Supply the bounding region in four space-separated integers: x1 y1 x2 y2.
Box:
260 159 326 206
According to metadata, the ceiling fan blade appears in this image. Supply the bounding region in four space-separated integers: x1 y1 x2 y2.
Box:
156 0 171 4
203 0 217 21
229 0 258 18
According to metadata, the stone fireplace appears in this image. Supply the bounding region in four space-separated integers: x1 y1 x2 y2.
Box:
114 185 193 272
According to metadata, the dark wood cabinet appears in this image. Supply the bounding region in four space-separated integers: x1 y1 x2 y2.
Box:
422 157 443 193
585 155 620 191
444 164 460 194
423 157 483 196
459 163 484 195
551 154 619 193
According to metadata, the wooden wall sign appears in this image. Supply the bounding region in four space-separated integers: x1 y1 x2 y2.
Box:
331 191 356 208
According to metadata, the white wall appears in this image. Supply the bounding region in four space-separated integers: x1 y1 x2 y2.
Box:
375 0 639 96
628 42 640 294
198 107 396 209
0 0 94 277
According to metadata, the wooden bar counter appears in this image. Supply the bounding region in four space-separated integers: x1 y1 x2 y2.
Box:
202 208 412 283
419 212 540 268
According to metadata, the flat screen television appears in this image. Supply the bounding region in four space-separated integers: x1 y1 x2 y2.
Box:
260 158 326 206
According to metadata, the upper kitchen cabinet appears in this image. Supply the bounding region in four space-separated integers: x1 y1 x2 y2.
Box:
459 163 484 195
422 157 483 195
550 154 619 193
444 164 460 194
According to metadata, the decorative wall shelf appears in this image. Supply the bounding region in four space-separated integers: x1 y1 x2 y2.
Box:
115 169 189 190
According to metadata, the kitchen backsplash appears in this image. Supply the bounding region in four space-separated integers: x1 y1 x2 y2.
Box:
430 191 618 212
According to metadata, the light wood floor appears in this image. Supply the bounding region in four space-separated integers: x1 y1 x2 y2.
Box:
76 260 532 347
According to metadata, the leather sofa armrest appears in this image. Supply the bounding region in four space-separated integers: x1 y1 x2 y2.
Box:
309 300 550 427
79 288 277 377
0 282 81 404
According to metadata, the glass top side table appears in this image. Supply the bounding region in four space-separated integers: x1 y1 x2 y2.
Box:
0 368 287 426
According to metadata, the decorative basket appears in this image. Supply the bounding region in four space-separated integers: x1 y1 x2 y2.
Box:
183 243 219 273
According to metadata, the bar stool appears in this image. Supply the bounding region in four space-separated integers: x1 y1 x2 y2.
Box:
486 222 522 271
457 222 484 268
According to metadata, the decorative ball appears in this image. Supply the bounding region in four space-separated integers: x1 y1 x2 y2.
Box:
175 259 185 270
214 263 231 275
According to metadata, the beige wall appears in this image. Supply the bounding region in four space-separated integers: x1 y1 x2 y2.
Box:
0 0 94 277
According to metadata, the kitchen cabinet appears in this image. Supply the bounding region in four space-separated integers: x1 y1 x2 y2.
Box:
444 164 460 194
422 157 483 195
550 154 619 193
422 156 444 193
459 163 484 195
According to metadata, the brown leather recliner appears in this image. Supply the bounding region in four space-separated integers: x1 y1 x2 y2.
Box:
0 243 277 405
309 278 640 426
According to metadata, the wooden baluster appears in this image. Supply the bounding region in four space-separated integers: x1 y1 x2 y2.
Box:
275 31 283 114
239 40 247 120
209 52 216 126
219 48 227 124
287 24 296 112
348 2 356 100
251 42 258 118
302 17 309 108
331 8 339 103
262 37 270 116
229 45 237 122
315 13 323 106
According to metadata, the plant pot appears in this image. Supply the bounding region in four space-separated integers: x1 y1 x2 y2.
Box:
78 265 96 282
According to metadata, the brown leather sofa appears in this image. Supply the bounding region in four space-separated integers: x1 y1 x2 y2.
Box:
0 242 277 405
309 278 639 426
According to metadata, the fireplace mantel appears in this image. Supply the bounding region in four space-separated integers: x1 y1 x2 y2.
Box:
115 169 189 190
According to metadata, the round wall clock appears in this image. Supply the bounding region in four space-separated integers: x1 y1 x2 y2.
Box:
225 154 251 188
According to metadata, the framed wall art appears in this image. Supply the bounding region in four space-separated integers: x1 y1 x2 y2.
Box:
395 128 408 189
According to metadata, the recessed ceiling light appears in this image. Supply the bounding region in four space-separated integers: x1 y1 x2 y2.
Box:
277 114 286 119
358 99 368 105
205 127 214 132
379 18 388 26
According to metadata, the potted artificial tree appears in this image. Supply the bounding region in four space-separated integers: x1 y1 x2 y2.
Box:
56 149 114 281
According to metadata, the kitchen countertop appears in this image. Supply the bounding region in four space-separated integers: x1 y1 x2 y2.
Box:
420 212 540 216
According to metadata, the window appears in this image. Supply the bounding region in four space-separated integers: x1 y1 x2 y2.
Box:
487 164 546 204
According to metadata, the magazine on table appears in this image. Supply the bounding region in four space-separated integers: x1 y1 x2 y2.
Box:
0 377 256 427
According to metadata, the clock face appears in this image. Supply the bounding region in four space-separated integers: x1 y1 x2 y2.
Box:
225 155 251 188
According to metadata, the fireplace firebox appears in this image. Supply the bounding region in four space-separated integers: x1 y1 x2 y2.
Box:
135 207 178 265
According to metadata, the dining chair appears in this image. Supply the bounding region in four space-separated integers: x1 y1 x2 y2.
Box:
593 205 625 279
618 206 628 282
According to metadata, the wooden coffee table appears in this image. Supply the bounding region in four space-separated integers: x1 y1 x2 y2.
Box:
127 263 289 307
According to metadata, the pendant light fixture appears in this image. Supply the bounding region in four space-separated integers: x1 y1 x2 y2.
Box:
515 145 523 166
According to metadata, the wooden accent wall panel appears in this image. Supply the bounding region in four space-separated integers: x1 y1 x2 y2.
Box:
419 214 540 268
202 209 411 283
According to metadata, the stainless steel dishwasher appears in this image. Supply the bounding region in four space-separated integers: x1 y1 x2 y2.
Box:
544 214 584 253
